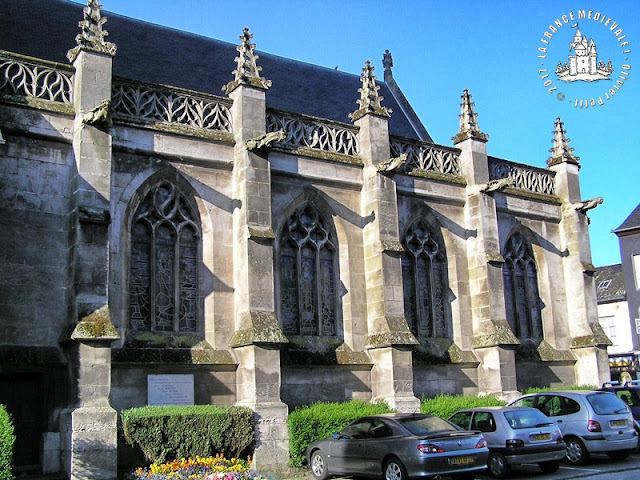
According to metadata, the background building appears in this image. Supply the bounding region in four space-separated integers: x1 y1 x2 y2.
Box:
0 0 611 477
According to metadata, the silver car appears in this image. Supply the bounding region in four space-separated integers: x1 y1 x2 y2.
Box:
509 390 638 465
449 406 565 478
305 413 489 480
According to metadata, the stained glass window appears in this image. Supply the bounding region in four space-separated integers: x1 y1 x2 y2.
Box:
502 233 543 340
129 181 200 333
401 220 449 339
279 205 336 336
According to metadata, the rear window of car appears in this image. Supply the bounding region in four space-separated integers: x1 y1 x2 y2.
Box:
399 416 457 435
587 393 630 415
503 409 553 429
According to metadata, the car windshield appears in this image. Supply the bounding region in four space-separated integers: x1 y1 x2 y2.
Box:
399 416 457 435
503 409 553 429
587 393 629 415
615 389 640 407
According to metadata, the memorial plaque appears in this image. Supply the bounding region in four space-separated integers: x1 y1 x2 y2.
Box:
147 374 194 406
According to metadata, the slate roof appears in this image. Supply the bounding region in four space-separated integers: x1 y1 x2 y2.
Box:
614 203 640 234
0 0 429 140
594 264 626 304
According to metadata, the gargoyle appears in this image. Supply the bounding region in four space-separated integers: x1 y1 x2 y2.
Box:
246 130 286 155
82 99 111 129
573 196 603 214
376 153 408 174
479 177 514 194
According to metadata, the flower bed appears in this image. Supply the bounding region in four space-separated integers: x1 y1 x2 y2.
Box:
129 454 265 480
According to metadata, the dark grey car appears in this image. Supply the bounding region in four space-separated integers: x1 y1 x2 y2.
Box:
305 413 489 480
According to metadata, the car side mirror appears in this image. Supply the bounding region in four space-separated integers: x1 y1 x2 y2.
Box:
332 432 340 439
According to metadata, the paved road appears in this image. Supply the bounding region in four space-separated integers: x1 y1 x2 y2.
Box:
290 452 640 480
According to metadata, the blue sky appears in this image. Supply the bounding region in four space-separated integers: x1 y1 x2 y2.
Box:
72 0 639 267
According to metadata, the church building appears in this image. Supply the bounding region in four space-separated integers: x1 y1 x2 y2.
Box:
0 1 610 478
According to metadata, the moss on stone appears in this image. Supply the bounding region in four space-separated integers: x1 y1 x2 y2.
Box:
472 320 519 348
229 311 288 347
71 306 120 341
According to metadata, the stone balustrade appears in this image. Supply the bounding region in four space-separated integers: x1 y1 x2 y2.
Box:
489 156 556 196
111 78 233 132
390 136 462 176
0 51 73 104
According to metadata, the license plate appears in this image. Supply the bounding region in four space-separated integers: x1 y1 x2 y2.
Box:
450 455 474 465
531 433 551 441
611 419 627 427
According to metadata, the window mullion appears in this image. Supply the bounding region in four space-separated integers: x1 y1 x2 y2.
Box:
427 257 437 338
316 245 322 336
150 224 157 332
296 243 303 336
173 224 180 333
509 260 520 338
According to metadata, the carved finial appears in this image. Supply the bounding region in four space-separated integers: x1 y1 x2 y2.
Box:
452 89 488 144
223 27 272 94
349 60 392 122
67 0 117 63
547 117 580 167
383 50 394 76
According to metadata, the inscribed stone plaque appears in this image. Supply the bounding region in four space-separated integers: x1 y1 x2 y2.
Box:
147 374 194 406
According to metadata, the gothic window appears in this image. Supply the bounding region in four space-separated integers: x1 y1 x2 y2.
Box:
401 220 449 339
279 204 336 336
502 233 543 341
129 181 200 333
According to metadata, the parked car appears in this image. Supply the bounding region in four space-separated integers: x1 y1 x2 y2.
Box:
448 406 565 478
599 380 640 451
508 390 638 465
306 413 489 480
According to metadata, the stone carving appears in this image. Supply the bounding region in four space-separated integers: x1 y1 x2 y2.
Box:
390 138 461 176
82 98 110 128
574 196 603 214
67 0 117 63
488 157 556 195
383 49 394 76
376 154 408 174
223 27 271 94
548 117 580 166
111 81 232 132
452 89 489 144
480 177 515 194
266 112 359 156
0 129 5 145
0 52 73 103
349 60 392 122
246 130 286 155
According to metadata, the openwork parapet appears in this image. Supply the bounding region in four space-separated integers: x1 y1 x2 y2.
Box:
111 79 232 132
0 51 73 104
266 111 359 157
489 157 556 196
390 137 461 176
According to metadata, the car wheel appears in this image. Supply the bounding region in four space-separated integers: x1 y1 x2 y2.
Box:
310 450 329 480
383 456 407 480
606 449 633 461
564 436 590 466
487 452 510 479
538 460 561 473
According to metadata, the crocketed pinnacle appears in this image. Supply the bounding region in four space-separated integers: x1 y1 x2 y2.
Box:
452 89 488 144
67 0 116 63
349 60 392 122
547 117 580 167
223 27 272 94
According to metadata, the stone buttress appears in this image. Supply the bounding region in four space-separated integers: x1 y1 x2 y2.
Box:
351 61 420 412
60 1 120 479
547 117 611 385
224 28 290 472
454 90 520 398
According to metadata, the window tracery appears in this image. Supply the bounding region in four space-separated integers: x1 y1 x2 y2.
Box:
278 204 336 336
502 233 543 341
401 220 449 339
129 181 200 333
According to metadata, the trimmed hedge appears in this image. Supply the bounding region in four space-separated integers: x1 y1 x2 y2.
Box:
420 394 506 419
287 400 394 467
0 405 15 480
523 384 598 394
121 405 254 464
